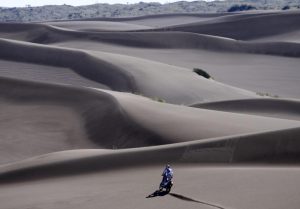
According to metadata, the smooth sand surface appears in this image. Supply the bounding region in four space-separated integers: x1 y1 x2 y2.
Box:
0 59 109 89
0 11 300 209
193 98 300 121
159 11 300 40
47 21 153 31
1 166 300 209
52 41 300 99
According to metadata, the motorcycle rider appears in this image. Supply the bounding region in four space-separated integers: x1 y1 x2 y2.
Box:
159 164 173 191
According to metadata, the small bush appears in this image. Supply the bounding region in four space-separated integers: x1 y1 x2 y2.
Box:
152 97 166 103
193 68 212 79
282 5 290 10
256 92 279 98
228 4 256 12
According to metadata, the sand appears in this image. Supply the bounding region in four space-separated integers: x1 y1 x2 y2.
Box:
0 10 300 209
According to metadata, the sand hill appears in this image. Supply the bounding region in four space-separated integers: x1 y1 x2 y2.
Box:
0 10 300 209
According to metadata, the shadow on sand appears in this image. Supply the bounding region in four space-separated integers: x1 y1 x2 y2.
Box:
147 191 225 209
146 190 169 198
169 193 225 209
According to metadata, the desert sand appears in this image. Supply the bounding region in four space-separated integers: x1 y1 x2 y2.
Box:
0 10 300 209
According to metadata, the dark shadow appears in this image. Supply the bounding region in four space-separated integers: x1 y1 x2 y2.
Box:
146 190 169 198
169 193 225 209
193 68 212 79
146 190 225 209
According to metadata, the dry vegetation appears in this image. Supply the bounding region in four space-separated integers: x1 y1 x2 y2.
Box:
0 0 299 22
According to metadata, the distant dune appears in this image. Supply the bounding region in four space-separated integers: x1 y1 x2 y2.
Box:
0 10 300 209
192 98 300 121
0 38 258 104
160 11 300 40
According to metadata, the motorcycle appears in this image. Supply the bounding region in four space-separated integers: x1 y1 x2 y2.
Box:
159 178 173 193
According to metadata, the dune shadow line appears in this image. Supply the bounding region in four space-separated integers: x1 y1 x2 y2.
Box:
169 193 225 209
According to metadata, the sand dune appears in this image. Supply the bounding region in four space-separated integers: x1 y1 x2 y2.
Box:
162 11 300 40
2 165 300 209
0 77 165 164
0 10 300 209
122 13 224 27
52 41 300 99
0 59 108 89
1 125 300 183
2 76 298 165
80 13 231 27
112 90 300 142
252 30 300 43
0 38 136 92
193 98 300 121
1 22 300 58
47 21 153 31
0 38 258 104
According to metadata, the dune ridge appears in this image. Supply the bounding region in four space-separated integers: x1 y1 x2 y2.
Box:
0 38 259 105
75 13 231 22
46 21 154 32
0 76 299 165
0 76 168 152
1 126 300 183
161 11 300 40
0 38 136 92
192 98 300 121
1 22 300 58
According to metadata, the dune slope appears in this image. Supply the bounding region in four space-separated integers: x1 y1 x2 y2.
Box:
0 38 259 104
162 11 300 41
2 76 299 165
